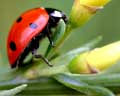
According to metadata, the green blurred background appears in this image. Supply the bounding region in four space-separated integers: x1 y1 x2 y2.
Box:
0 0 120 67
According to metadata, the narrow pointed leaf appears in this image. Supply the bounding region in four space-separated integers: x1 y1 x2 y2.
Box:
54 73 115 96
65 73 120 87
102 61 120 74
0 84 27 96
0 77 80 95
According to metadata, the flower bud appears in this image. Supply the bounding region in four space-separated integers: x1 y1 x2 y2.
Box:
68 41 120 74
69 0 111 28
80 0 111 6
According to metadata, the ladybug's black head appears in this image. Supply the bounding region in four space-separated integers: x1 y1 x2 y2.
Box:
45 8 68 27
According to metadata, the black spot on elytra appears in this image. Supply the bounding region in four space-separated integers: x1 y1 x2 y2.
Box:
10 41 16 51
29 23 38 29
16 17 22 23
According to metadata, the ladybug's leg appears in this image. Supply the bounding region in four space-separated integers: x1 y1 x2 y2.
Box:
32 49 53 67
46 33 55 47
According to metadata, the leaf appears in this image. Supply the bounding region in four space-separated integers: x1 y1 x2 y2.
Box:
102 61 120 74
0 84 27 96
0 77 80 95
52 19 66 45
54 73 115 96
45 19 66 57
64 73 120 87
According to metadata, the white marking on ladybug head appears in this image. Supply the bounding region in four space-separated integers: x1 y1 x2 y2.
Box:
51 11 62 18
41 7 45 10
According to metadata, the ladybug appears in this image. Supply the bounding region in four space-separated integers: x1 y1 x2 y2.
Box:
7 7 67 68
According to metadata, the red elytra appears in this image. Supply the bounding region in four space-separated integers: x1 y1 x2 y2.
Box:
7 8 49 67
